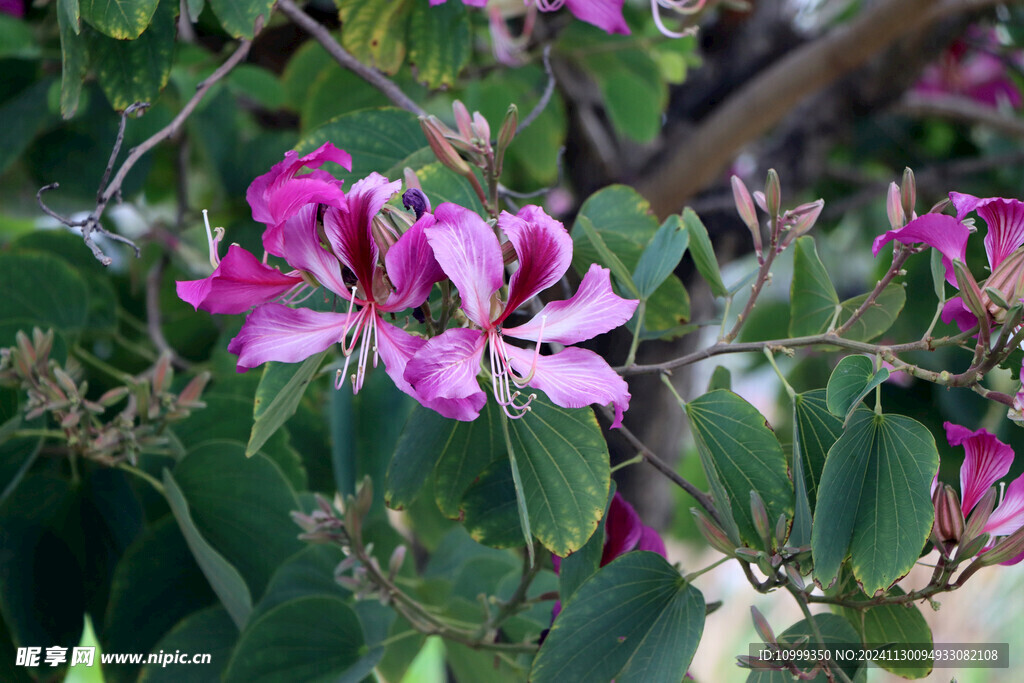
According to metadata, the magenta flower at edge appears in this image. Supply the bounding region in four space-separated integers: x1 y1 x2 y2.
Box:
941 422 1024 564
550 493 666 618
404 203 637 426
872 192 1024 332
430 0 630 36
226 174 478 417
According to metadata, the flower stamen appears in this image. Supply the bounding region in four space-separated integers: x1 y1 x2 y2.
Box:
203 209 225 269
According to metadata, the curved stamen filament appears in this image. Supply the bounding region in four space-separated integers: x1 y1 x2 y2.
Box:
203 209 225 269
533 0 565 10
651 0 703 38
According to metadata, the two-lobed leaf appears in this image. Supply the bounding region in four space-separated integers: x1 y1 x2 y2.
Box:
531 552 704 683
789 236 839 336
812 411 937 595
825 355 889 419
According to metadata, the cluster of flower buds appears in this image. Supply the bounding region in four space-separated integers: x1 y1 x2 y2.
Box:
420 100 518 211
291 478 407 602
0 328 209 466
693 492 810 590
731 169 824 260
736 607 825 679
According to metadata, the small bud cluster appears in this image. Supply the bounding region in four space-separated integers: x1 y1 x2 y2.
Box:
0 328 209 466
731 170 824 261
291 478 408 603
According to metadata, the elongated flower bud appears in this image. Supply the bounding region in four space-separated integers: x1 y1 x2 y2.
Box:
751 606 776 645
731 175 762 254
953 260 988 330
452 100 473 140
963 487 998 549
887 181 905 229
901 167 916 219
692 508 736 556
765 169 781 218
933 484 964 543
421 116 472 175
750 491 773 551
978 524 1024 566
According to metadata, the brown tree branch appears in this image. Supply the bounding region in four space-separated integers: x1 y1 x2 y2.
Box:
638 0 952 218
894 92 1024 138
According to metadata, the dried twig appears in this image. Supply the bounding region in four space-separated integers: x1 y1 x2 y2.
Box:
37 38 254 265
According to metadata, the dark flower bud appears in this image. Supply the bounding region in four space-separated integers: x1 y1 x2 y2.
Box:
402 189 431 219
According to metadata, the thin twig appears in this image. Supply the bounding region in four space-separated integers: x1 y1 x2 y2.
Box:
598 405 718 520
37 38 254 265
519 45 555 131
146 255 192 370
275 0 427 117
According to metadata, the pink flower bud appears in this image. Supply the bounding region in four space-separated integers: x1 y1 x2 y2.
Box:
731 175 762 253
901 167 916 219
765 169 781 217
887 182 905 229
452 100 473 140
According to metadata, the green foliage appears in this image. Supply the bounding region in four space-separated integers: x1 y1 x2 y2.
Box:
748 614 864 682
686 390 793 546
532 552 705 682
839 587 934 678
789 236 840 336
825 355 889 420
812 411 938 595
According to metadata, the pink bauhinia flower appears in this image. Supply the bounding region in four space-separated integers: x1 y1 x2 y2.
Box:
227 174 475 415
872 192 1024 332
939 422 1024 564
431 0 630 36
246 142 353 258
916 30 1023 110
404 203 637 425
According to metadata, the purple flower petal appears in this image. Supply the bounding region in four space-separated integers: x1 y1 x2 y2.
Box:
176 245 302 315
374 316 428 397
977 198 1024 270
428 204 504 328
503 265 638 345
945 422 1014 515
637 526 667 557
503 344 631 428
404 327 487 402
872 213 969 287
600 493 643 566
564 0 630 35
940 296 978 332
323 173 401 295
279 204 349 296
419 393 489 422
227 303 353 370
985 472 1024 538
382 213 446 312
497 206 572 322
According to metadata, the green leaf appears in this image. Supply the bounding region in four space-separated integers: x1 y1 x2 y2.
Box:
103 518 218 682
297 108 426 185
0 16 40 59
581 49 666 144
531 552 704 683
227 64 287 110
838 587 933 678
459 459 522 549
557 488 613 602
633 214 688 299
223 596 367 683
930 248 945 302
88 0 176 111
836 284 906 342
163 468 253 629
140 606 237 682
506 395 610 556
407 0 470 88
789 236 840 336
0 251 89 344
685 390 793 546
247 351 328 457
80 0 159 39
577 215 639 298
793 390 843 512
433 401 503 518
172 443 304 602
812 411 937 595
250 545 348 622
748 614 864 682
58 1 87 118
386 407 452 510
300 66 390 132
683 207 729 298
826 355 888 419
207 0 275 38
707 366 731 392
338 0 412 74
573 186 690 334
